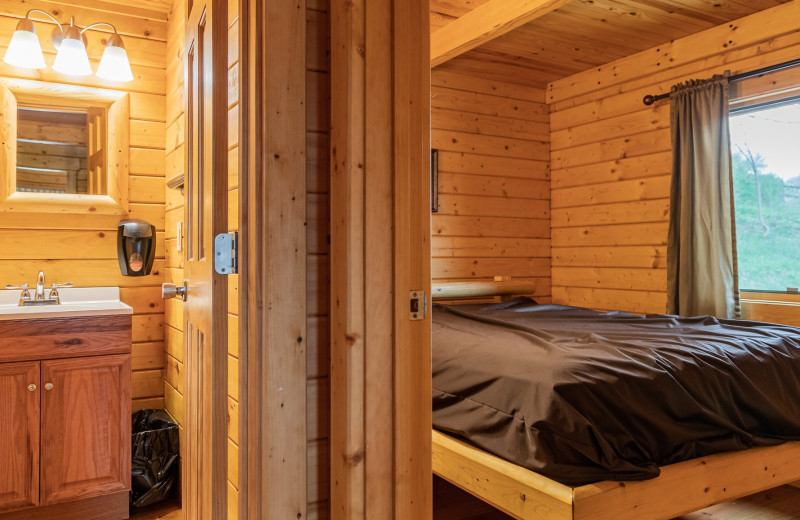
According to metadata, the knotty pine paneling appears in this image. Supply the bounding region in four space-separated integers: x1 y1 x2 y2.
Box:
161 1 332 517
548 1 800 315
0 3 167 412
163 0 184 448
431 70 551 302
307 3 331 517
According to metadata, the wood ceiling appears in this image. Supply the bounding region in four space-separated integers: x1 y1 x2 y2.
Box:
431 0 795 87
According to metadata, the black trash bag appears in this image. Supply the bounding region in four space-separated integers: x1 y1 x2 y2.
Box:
131 409 180 508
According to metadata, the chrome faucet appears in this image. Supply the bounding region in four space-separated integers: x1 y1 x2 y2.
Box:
5 271 72 306
36 271 46 301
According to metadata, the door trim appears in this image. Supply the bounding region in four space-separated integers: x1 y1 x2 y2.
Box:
329 0 432 517
238 0 308 517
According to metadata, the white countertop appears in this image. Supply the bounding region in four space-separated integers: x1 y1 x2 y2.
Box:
0 287 133 320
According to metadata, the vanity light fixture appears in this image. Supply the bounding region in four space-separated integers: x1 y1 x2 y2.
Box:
3 10 134 83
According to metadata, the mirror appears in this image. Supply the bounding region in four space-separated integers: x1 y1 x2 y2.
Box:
0 78 130 215
16 106 104 195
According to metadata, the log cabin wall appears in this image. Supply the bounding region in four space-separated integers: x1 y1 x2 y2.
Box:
306 1 331 517
548 1 800 315
431 70 551 300
0 2 168 413
163 0 184 458
162 0 331 518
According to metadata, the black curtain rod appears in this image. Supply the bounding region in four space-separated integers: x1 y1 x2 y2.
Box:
642 57 800 106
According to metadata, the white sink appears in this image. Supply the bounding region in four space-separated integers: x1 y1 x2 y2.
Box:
0 287 133 320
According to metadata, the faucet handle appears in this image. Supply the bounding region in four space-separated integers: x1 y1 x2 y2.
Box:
48 282 72 302
7 284 32 305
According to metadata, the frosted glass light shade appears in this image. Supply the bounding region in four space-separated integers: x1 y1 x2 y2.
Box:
52 34 92 76
97 39 133 82
3 21 45 69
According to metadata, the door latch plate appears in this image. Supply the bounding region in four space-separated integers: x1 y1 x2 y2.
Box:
409 290 427 320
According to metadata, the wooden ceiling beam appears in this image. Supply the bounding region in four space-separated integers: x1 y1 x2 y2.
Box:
430 0 573 68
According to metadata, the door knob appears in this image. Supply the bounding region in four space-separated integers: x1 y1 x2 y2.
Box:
162 281 187 301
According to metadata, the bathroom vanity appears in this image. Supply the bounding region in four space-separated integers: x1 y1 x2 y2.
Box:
0 287 132 520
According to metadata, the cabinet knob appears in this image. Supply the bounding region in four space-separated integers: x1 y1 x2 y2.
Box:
27 383 36 392
44 383 53 391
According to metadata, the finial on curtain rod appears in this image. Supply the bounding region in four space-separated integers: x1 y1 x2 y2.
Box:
641 57 800 106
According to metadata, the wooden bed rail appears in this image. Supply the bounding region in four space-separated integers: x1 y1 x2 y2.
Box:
432 280 536 300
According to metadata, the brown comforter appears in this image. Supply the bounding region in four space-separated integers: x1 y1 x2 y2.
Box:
432 298 800 485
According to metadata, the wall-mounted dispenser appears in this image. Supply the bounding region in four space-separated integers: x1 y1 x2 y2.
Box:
118 219 156 276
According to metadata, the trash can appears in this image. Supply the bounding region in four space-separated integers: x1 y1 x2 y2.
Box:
131 409 180 508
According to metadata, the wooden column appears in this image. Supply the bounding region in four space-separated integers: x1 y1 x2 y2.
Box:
238 0 307 517
330 0 432 517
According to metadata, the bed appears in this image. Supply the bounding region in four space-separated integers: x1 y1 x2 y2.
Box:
431 281 800 520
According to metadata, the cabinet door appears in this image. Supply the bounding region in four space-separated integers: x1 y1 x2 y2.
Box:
0 361 39 512
40 355 131 505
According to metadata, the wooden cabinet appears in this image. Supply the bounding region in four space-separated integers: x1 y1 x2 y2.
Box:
41 355 131 505
0 315 131 520
0 362 39 513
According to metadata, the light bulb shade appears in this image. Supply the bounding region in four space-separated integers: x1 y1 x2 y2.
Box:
52 28 92 76
3 20 45 69
96 36 133 82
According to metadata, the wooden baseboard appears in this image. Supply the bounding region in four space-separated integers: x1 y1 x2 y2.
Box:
0 491 129 520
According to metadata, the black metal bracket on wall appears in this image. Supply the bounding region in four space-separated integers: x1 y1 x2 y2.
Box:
431 148 439 213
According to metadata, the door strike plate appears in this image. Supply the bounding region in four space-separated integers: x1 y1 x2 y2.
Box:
214 232 238 275
409 290 427 320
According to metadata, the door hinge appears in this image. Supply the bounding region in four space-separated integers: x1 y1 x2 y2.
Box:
409 290 427 320
214 232 238 275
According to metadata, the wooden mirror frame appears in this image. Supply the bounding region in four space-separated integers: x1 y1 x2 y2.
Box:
0 78 130 215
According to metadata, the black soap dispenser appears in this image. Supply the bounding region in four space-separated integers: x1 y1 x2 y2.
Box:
117 220 156 276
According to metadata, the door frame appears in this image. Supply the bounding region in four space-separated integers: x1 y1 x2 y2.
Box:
329 0 432 518
237 0 308 517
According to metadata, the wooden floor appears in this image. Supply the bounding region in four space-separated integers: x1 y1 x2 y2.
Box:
432 476 800 520
129 499 182 520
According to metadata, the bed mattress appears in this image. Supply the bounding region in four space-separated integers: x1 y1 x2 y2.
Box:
432 298 800 485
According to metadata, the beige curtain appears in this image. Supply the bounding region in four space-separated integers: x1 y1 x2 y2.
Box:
666 75 739 318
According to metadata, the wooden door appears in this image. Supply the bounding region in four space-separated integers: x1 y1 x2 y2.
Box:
39 355 131 505
184 0 228 517
0 361 39 512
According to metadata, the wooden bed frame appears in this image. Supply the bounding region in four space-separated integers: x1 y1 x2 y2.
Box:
431 280 800 519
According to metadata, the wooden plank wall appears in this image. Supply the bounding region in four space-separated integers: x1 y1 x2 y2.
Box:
163 0 330 518
0 2 167 413
226 0 240 517
548 1 800 315
430 70 550 300
306 1 330 517
163 0 185 457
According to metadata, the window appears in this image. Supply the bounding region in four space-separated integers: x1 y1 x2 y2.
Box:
730 97 800 291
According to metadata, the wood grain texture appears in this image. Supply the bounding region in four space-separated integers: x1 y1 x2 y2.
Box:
430 0 571 67
434 429 800 520
0 490 129 520
0 315 131 363
431 70 550 302
330 0 431 516
40 354 131 506
0 362 39 513
0 0 167 411
433 478 800 520
430 0 793 89
548 1 800 316
181 0 229 517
